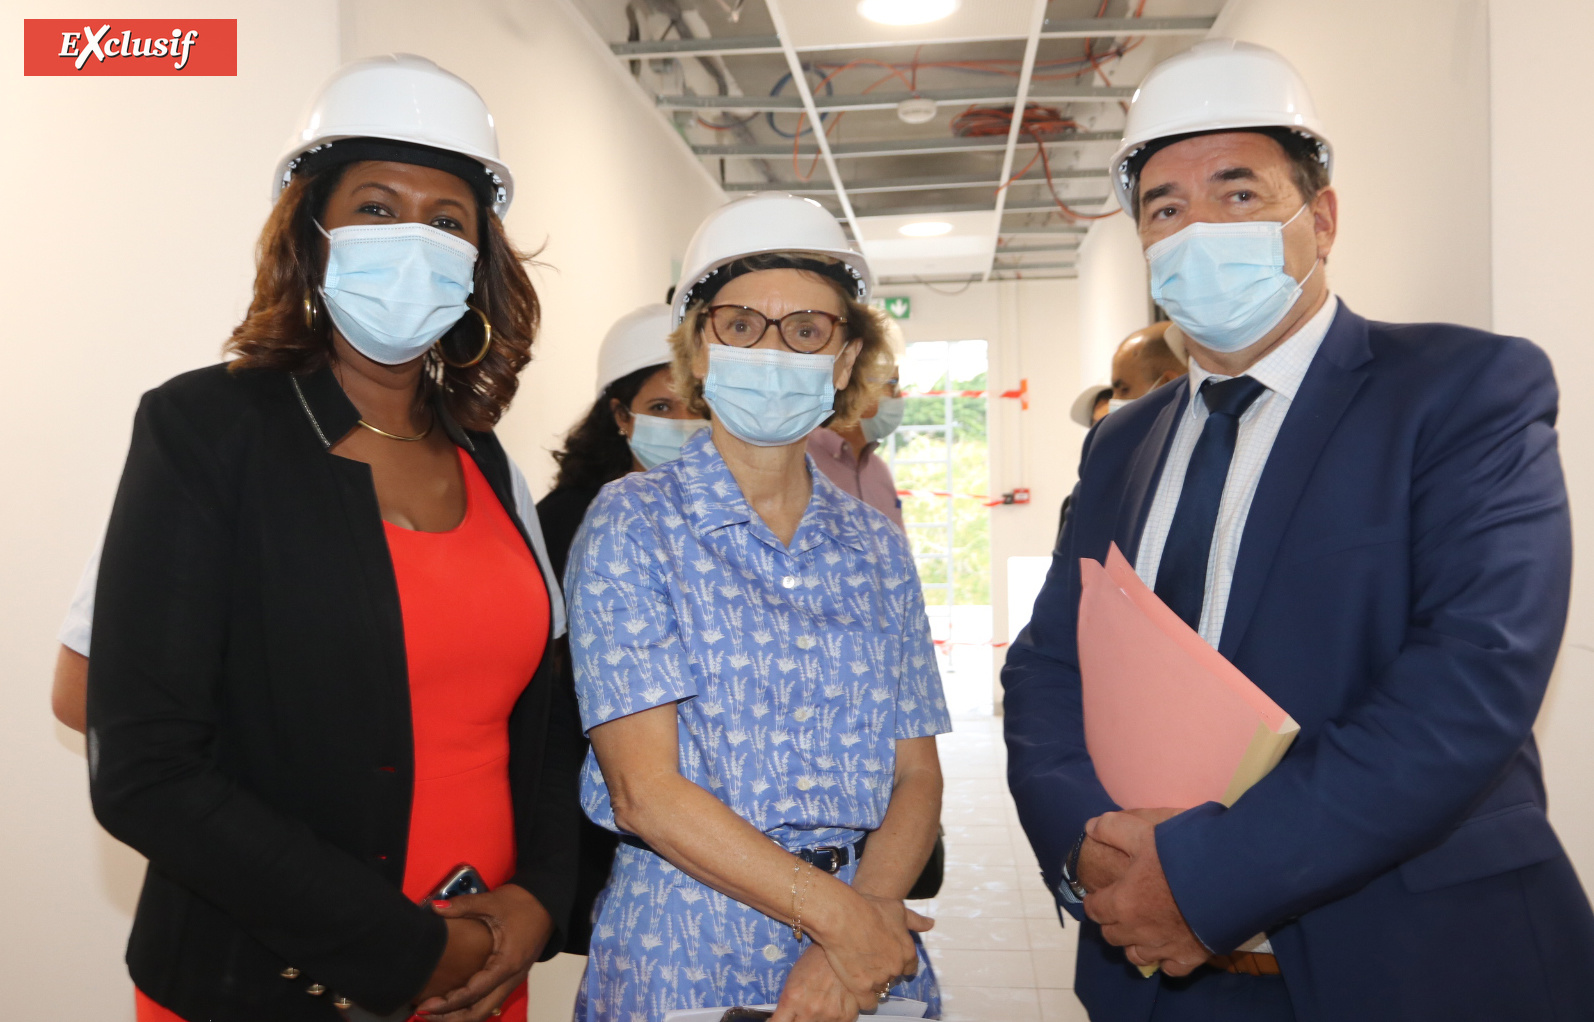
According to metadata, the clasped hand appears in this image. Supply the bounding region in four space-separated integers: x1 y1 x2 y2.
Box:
1078 808 1209 977
414 883 554 1021
771 893 931 1022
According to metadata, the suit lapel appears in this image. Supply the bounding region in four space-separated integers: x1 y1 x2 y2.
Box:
1218 306 1374 659
1118 384 1188 562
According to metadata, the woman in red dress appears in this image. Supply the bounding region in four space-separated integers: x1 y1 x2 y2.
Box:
90 55 582 1022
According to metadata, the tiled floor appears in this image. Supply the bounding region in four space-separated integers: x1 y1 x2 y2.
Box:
910 716 1090 1022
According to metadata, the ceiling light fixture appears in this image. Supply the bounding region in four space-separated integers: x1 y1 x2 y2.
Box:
857 0 962 27
899 221 954 238
896 97 937 125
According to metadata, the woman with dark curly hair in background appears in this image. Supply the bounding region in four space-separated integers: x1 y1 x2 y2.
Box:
537 303 707 583
535 302 707 955
84 55 582 1022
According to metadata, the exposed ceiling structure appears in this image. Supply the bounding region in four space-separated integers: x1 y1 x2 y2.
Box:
566 0 1226 285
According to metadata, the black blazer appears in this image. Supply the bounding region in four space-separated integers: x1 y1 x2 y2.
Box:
86 364 584 1021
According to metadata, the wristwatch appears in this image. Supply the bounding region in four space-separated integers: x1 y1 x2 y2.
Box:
1058 830 1089 904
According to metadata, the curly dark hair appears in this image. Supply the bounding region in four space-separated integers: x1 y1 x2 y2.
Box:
550 364 666 492
224 161 540 432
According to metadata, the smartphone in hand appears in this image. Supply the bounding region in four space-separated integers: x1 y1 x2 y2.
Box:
426 863 489 903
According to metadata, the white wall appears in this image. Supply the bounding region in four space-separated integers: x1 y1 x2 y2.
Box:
1075 213 1151 385
0 0 342 1011
0 0 722 1014
876 279 1083 706
1491 0 1594 888
341 0 726 496
1209 0 1494 328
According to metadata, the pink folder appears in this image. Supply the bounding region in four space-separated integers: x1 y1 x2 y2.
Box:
1077 543 1298 811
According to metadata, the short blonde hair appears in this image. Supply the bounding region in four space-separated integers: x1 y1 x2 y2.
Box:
668 258 893 428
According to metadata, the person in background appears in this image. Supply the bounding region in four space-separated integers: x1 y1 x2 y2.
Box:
536 303 708 580
534 302 708 956
82 55 583 1022
1069 322 1189 433
1005 40 1594 1021
1069 382 1114 429
1060 323 1190 536
807 351 907 533
1108 321 1186 411
569 193 949 1022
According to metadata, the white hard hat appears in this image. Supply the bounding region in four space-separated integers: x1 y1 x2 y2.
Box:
596 304 675 396
672 193 873 326
273 54 514 217
1109 39 1332 216
1070 383 1112 428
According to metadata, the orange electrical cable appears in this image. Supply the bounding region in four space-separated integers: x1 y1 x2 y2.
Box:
949 104 1116 221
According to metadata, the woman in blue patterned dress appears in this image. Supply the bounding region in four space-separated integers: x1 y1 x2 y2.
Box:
566 194 951 1022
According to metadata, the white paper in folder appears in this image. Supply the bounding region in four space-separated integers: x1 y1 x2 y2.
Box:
663 997 928 1021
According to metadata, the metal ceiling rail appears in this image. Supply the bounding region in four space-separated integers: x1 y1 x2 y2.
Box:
983 0 1050 283
993 260 1077 271
722 167 1107 195
692 130 1117 158
1000 225 1091 235
993 242 1081 253
876 270 1079 283
763 0 862 241
817 196 1108 218
608 16 1214 59
611 35 784 58
656 84 1134 112
994 196 1109 212
1040 16 1214 38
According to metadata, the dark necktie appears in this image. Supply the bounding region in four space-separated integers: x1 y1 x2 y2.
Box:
1153 376 1268 631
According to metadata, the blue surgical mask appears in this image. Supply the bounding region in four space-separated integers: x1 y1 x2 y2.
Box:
1147 205 1319 354
862 394 905 445
318 221 478 365
703 344 838 447
1106 397 1133 414
628 413 709 469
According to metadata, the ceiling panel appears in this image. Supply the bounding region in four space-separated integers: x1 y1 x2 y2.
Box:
569 0 1225 281
855 211 999 279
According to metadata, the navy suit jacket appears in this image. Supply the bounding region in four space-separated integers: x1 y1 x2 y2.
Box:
1003 305 1594 1021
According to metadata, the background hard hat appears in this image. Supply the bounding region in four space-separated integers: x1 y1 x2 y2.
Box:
672 193 873 326
596 304 675 396
273 54 514 217
1109 39 1332 216
1070 383 1112 428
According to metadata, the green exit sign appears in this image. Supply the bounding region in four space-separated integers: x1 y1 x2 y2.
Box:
882 296 911 320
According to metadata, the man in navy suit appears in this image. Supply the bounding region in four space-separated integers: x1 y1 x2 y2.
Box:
1003 38 1594 1021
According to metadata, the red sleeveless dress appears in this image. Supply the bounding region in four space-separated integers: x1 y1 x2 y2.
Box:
137 449 550 1022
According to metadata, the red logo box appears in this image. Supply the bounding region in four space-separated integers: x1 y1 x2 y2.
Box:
23 19 237 76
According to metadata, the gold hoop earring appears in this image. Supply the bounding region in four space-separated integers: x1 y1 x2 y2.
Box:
438 306 492 369
303 293 319 332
